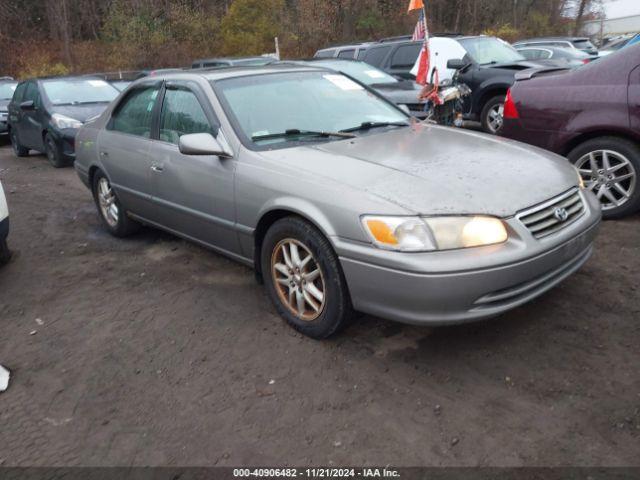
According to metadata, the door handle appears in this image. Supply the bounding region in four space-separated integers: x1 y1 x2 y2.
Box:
151 164 164 173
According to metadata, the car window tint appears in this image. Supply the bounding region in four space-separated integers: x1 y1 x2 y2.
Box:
12 82 26 102
362 46 391 67
337 49 356 59
111 86 159 138
159 88 213 145
315 49 336 58
519 49 538 60
356 49 368 60
390 44 421 68
23 83 39 103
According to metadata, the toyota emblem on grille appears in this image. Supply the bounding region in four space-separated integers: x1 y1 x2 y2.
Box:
554 207 569 222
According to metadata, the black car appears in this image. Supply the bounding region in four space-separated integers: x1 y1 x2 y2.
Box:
191 57 274 69
279 58 428 117
357 39 423 80
0 79 17 136
8 76 120 167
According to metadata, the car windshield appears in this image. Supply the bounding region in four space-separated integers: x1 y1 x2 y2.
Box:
215 71 408 149
42 78 119 106
0 82 17 100
459 37 525 64
312 61 398 85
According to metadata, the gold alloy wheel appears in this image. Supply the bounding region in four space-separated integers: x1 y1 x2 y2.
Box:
271 238 326 321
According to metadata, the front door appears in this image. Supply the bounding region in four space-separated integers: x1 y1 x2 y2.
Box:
150 82 239 255
97 84 161 219
629 64 640 132
18 82 43 150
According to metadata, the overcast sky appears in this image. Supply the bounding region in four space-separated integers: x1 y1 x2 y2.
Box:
602 0 640 19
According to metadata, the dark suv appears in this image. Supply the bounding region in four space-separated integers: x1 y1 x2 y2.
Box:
8 76 119 167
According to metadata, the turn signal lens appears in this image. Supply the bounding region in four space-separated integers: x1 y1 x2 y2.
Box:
503 89 519 120
362 217 435 252
366 219 399 246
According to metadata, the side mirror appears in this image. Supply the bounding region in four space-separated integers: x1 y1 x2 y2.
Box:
179 133 232 158
19 100 35 111
446 58 466 70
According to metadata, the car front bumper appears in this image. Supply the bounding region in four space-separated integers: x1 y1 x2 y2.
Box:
334 189 601 325
49 127 79 162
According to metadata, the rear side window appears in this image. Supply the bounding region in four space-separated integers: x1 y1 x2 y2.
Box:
159 87 213 145
362 46 392 67
315 49 336 58
390 44 421 68
357 49 368 60
337 49 356 59
110 86 159 138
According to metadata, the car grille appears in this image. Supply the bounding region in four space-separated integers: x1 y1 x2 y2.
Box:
517 189 585 239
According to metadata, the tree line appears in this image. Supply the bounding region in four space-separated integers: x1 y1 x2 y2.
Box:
0 0 601 78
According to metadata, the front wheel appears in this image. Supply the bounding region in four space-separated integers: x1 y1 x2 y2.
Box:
0 238 10 265
45 134 66 168
91 170 139 237
569 137 640 219
481 95 505 135
261 216 352 339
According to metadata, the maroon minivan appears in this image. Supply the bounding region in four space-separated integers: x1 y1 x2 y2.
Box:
502 44 640 218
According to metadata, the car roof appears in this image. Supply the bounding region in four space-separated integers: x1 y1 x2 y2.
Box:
146 65 329 83
516 37 590 42
193 56 267 63
24 75 107 82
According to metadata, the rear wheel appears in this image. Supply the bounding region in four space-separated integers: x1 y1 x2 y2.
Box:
569 137 640 219
261 216 352 339
45 133 66 168
10 129 29 157
91 170 139 237
481 95 505 135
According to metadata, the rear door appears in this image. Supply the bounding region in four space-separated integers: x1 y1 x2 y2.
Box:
98 82 161 219
149 81 239 254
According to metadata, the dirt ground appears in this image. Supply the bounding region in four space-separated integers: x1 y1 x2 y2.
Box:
0 142 639 467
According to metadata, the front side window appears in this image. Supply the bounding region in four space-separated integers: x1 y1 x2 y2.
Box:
215 71 408 150
362 46 392 67
159 87 213 145
315 49 336 58
12 82 26 103
111 86 159 138
42 79 119 106
23 82 39 103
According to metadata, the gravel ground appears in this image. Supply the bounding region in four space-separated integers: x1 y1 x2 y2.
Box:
0 143 639 467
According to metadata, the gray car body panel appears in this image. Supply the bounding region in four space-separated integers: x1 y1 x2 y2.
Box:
75 67 601 326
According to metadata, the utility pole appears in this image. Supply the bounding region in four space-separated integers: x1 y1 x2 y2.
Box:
513 0 518 29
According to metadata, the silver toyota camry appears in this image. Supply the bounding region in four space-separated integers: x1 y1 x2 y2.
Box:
75 65 601 339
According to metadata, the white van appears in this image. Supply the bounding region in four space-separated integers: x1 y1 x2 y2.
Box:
0 179 9 263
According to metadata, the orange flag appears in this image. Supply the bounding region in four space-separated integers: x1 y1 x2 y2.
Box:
408 0 424 11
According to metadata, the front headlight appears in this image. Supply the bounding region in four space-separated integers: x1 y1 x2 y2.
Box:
51 113 83 130
362 215 508 252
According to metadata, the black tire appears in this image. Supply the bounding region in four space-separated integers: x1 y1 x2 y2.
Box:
91 170 139 237
480 94 505 135
44 133 66 168
0 238 11 265
261 216 352 339
9 129 29 157
568 137 640 219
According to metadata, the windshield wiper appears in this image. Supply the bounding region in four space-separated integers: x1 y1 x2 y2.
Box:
340 121 410 133
252 129 355 142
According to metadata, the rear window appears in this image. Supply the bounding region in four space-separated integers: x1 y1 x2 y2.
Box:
0 82 17 100
573 39 595 50
362 46 392 67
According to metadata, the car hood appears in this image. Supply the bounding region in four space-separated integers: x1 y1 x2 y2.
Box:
50 103 111 123
259 124 578 217
371 80 423 105
483 60 549 71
